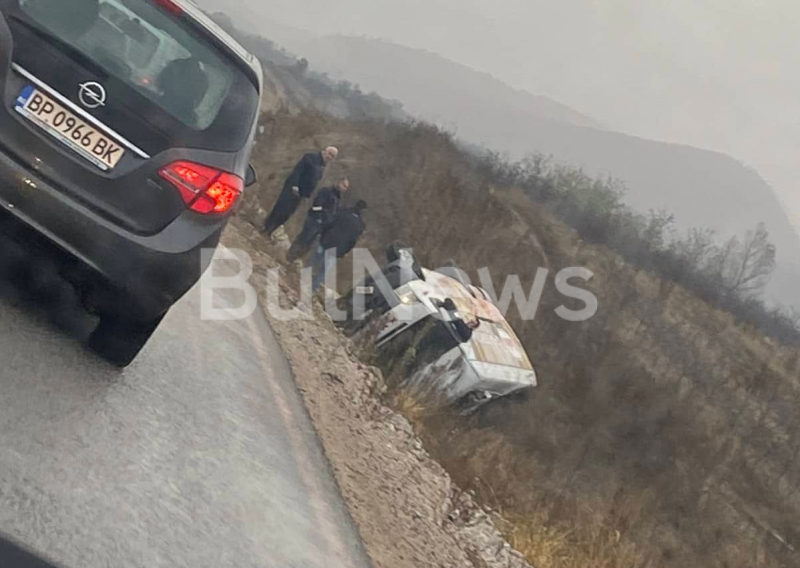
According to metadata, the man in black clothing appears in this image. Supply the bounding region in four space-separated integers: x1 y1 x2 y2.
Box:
286 177 350 262
433 297 481 343
262 146 338 236
310 200 367 292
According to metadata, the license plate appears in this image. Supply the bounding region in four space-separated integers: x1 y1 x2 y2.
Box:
355 286 375 295
15 86 125 171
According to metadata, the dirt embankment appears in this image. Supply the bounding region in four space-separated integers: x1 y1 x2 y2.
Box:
223 221 532 568
234 110 800 568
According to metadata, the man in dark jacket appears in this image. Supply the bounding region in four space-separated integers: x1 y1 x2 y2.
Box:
261 146 338 236
309 200 367 292
286 177 350 262
433 298 480 343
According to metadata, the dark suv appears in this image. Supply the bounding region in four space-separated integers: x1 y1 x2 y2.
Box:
0 0 263 366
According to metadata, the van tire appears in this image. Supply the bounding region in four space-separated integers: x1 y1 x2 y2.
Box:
386 241 425 281
385 240 409 263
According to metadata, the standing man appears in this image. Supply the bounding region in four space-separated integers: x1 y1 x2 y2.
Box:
262 146 338 237
286 177 350 262
309 200 367 293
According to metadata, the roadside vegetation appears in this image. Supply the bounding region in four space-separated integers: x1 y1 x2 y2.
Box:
473 151 798 345
212 20 800 566
239 108 800 568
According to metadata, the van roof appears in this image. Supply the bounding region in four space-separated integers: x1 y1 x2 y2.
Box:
414 269 505 322
406 271 535 373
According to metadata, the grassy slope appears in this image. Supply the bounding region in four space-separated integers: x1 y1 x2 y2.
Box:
239 110 800 568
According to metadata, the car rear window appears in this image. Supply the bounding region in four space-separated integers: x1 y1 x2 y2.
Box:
20 0 237 130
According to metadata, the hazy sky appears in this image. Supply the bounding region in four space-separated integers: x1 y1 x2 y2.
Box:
226 0 800 234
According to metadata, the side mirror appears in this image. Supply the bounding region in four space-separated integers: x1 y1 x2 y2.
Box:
245 164 257 187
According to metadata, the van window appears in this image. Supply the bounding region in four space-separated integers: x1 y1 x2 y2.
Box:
21 0 237 129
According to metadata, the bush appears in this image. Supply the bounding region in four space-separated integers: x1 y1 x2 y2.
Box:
470 150 798 345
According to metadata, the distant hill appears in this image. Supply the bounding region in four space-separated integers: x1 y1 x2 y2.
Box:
196 2 800 308
249 33 799 308
194 1 605 131
285 36 606 131
204 12 409 123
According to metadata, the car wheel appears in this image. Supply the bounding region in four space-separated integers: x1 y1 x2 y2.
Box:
88 313 165 368
385 240 409 263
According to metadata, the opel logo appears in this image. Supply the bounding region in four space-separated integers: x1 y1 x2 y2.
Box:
78 81 106 109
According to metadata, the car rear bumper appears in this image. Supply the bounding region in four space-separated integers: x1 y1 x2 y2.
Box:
0 149 222 320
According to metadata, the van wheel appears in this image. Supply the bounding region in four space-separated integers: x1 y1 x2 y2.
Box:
385 240 409 263
385 240 425 281
88 313 165 368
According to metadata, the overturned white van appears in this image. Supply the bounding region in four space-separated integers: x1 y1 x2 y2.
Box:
336 245 537 411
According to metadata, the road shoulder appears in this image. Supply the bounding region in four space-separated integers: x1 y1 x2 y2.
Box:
223 221 531 568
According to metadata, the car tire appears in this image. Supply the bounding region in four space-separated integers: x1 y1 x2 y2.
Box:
88 313 165 368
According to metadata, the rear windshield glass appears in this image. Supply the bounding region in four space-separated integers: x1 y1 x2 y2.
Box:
21 0 236 130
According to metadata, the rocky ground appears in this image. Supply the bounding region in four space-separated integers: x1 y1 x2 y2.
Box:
222 220 532 568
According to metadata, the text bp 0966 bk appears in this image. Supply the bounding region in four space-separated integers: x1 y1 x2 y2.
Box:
0 0 263 366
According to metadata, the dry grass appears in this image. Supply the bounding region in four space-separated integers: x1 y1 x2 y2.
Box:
390 391 651 568
243 110 800 568
500 512 647 568
391 391 429 425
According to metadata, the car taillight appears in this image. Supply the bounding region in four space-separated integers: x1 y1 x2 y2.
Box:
159 161 243 214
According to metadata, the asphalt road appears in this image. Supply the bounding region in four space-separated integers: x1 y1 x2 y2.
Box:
0 261 372 568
